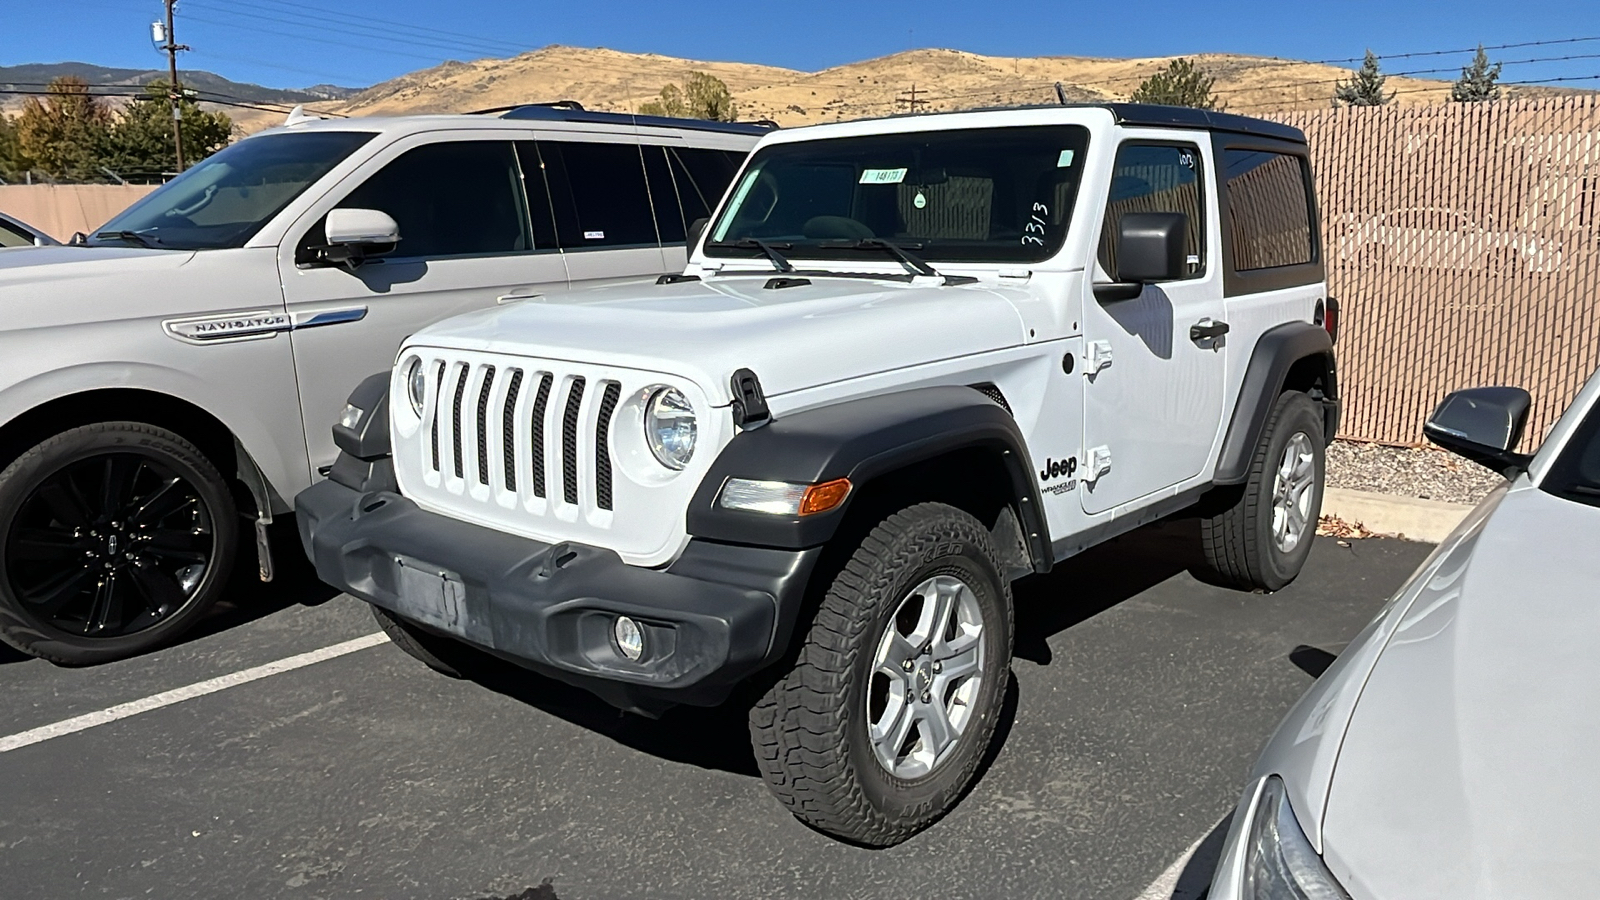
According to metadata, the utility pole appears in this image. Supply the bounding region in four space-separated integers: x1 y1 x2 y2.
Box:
898 83 927 114
160 0 189 171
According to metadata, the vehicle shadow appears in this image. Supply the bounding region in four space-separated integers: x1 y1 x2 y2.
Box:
448 516 1203 778
1012 515 1204 665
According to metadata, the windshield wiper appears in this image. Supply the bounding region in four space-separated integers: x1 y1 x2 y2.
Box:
93 230 162 248
730 238 794 273
820 238 975 284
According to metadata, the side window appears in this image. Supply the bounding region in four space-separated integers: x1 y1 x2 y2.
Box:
540 140 659 249
1099 143 1205 280
640 146 686 244
327 141 531 259
668 147 743 227
0 221 32 248
1223 149 1315 271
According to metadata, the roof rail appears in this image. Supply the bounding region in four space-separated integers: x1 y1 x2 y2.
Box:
490 103 777 136
466 99 586 116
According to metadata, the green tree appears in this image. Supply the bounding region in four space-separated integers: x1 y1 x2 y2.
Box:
0 113 28 182
15 76 112 179
1334 51 1394 107
1451 45 1502 102
639 71 738 121
1129 58 1220 110
105 80 233 180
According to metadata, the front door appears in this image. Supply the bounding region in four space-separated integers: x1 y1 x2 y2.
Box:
280 137 568 476
1081 138 1226 515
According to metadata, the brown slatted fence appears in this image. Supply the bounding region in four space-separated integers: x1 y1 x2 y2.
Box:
1267 97 1600 445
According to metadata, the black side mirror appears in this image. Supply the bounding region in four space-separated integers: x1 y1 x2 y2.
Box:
1424 386 1535 477
686 217 709 252
1094 212 1187 302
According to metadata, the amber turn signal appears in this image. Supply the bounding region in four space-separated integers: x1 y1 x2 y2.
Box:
799 478 852 516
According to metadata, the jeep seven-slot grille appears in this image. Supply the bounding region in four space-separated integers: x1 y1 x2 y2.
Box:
529 373 551 498
561 378 586 505
595 382 620 511
500 369 523 492
415 356 631 521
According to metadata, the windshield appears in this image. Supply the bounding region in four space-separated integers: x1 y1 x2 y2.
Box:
1542 394 1600 509
90 131 375 251
705 125 1090 265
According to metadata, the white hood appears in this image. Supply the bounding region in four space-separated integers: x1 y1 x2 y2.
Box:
1320 484 1600 898
404 273 1030 406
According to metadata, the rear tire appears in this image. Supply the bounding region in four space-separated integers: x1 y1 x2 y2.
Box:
370 605 467 678
1198 391 1325 591
748 503 1013 847
0 422 238 664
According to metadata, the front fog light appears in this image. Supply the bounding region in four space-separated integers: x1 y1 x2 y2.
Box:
1243 777 1351 900
404 357 427 416
339 403 364 429
614 616 644 661
645 387 696 470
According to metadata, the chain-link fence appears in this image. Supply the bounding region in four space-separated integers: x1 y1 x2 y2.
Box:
1272 96 1600 445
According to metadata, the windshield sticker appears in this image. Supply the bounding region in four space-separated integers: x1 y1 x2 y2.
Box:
1058 149 1075 168
859 167 907 185
913 191 927 209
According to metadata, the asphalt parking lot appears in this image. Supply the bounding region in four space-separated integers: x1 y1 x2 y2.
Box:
0 521 1431 900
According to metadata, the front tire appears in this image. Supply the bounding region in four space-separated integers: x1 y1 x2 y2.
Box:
749 503 1013 847
1198 391 1325 591
0 422 238 664
369 605 467 678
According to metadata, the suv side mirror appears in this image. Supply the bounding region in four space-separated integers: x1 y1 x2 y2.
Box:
1424 386 1535 477
1094 212 1187 302
321 208 400 270
686 217 709 252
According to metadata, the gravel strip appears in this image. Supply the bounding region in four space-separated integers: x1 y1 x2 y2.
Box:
1326 439 1506 505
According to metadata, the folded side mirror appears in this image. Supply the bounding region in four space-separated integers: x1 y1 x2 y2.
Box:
320 208 400 270
686 217 709 253
1424 386 1535 477
1093 212 1187 302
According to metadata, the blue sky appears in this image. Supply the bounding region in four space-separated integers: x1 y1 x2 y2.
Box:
10 0 1600 91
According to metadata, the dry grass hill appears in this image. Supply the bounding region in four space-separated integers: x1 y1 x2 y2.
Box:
230 44 1586 133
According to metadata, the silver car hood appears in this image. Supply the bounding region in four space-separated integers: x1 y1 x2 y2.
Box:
1321 484 1600 898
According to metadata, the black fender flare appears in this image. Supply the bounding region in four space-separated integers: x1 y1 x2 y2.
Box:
1214 322 1339 485
686 385 1051 572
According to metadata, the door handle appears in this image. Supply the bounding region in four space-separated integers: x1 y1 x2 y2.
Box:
1189 318 1230 343
497 291 542 304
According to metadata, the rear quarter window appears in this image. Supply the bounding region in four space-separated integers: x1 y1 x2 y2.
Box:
1224 149 1316 271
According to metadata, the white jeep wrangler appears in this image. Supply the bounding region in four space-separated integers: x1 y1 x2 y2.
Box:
298 103 1340 846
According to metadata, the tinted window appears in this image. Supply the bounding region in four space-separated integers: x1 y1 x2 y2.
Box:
1224 149 1315 270
97 131 374 251
541 141 659 249
329 140 530 259
1099 143 1204 280
1543 398 1600 509
705 126 1091 264
513 142 560 251
643 146 745 245
0 220 32 247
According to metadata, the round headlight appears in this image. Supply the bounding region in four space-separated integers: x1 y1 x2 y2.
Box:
405 358 426 416
644 387 696 470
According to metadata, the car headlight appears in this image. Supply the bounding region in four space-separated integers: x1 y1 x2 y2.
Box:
404 357 426 416
1243 777 1351 900
644 387 696 470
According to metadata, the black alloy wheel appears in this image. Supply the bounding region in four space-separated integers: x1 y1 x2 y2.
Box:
0 423 237 664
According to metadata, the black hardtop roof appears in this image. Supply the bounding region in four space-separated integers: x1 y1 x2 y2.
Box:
479 100 777 137
1093 103 1306 143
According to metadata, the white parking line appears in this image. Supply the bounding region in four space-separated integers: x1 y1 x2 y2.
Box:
0 632 389 754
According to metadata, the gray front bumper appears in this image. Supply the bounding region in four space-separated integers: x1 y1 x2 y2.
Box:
296 478 820 711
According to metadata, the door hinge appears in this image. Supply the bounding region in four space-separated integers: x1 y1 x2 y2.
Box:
1085 340 1113 375
1082 446 1112 484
